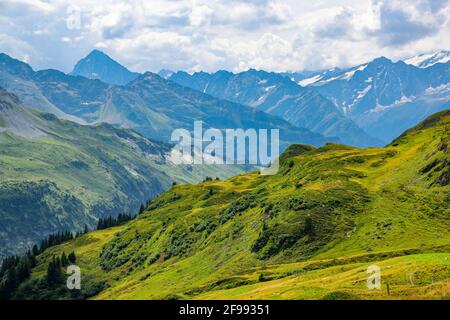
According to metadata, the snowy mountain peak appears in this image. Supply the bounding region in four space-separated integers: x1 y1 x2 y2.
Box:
404 51 450 68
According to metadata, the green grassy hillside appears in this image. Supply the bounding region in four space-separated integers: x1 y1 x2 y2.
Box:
6 110 450 300
0 88 242 259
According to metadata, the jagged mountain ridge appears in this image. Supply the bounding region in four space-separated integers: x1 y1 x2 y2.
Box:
0 53 335 149
295 54 450 142
405 50 450 68
169 69 383 147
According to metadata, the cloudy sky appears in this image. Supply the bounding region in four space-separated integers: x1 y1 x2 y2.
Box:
0 0 449 73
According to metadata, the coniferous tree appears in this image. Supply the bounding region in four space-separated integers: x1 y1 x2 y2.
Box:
8 267 18 290
0 267 18 299
68 251 77 264
26 250 37 268
61 252 69 267
0 253 35 300
304 217 314 236
38 231 74 253
0 229 84 299
46 257 63 286
16 262 30 283
97 214 133 230
32 245 39 257
0 256 18 278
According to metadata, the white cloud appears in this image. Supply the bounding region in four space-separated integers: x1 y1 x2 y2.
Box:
234 33 295 72
2 0 56 13
0 34 36 63
0 0 448 73
189 3 214 27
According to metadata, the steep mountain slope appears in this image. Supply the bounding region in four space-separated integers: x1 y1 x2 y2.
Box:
170 69 382 147
71 50 139 85
299 56 450 142
0 54 86 123
0 89 48 137
0 88 242 259
0 53 333 149
10 110 449 300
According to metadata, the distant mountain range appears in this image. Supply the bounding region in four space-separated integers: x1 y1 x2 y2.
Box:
3 49 446 147
0 87 242 259
0 52 335 150
284 52 450 142
169 52 450 144
404 50 450 68
169 69 383 147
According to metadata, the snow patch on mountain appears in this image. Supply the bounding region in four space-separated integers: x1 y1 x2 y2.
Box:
320 76 340 84
341 64 367 80
264 85 276 92
299 64 368 87
405 51 450 68
370 96 414 113
356 85 372 100
298 74 322 86
344 85 372 114
158 69 174 79
425 83 450 95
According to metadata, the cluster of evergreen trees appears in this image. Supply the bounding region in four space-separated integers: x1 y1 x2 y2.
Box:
0 228 84 300
0 251 36 299
202 176 220 182
0 204 146 300
96 213 133 230
38 231 77 254
46 251 76 286
0 249 78 299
